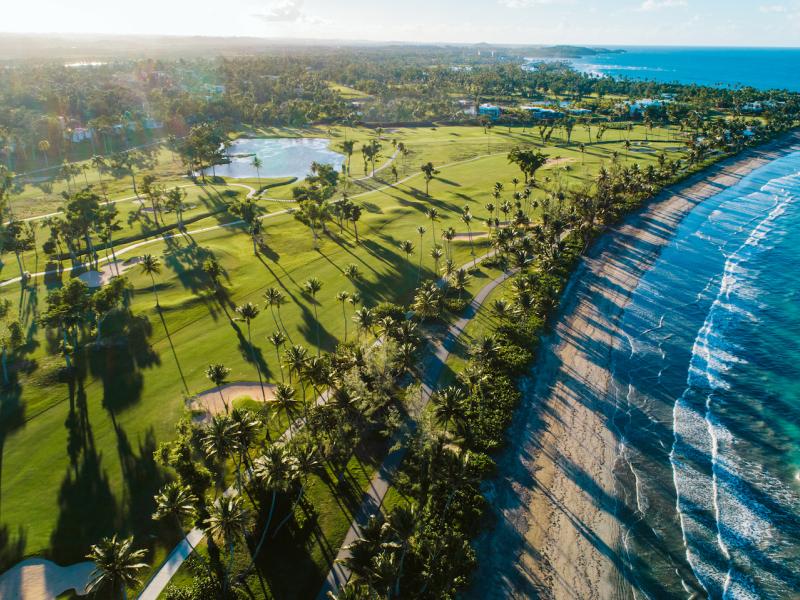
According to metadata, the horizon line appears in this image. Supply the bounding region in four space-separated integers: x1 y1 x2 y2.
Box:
0 31 799 51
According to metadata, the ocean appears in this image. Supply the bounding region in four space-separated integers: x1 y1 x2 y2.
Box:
610 151 800 598
561 47 800 92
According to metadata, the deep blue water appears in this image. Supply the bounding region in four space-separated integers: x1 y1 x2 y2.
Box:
565 47 800 92
610 151 800 598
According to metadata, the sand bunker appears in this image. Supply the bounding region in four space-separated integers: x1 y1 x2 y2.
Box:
189 382 277 422
76 256 142 288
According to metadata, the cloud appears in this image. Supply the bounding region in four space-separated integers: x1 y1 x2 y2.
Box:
638 0 688 10
759 4 787 11
497 0 558 7
253 0 311 23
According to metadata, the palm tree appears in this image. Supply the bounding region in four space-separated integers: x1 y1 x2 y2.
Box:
236 302 265 401
343 263 361 282
86 535 148 600
91 155 106 185
342 140 355 175
430 246 443 277
425 207 439 245
263 287 286 332
205 496 249 595
442 227 455 261
202 413 243 481
205 363 232 413
153 482 199 553
352 307 374 341
38 139 50 168
273 382 299 431
416 225 426 282
283 344 308 385
450 268 471 299
140 254 161 307
420 162 438 196
268 330 287 382
303 278 323 354
399 240 414 272
249 445 297 565
431 385 465 430
336 291 350 342
348 204 363 243
252 155 263 190
461 209 475 264
385 506 417 596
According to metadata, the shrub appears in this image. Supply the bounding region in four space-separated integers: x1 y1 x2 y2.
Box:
372 301 407 323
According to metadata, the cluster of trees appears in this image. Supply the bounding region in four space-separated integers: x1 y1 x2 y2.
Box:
3 49 799 176
137 298 424 598
325 101 799 597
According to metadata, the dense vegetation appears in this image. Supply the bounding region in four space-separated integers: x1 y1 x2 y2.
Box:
0 42 798 600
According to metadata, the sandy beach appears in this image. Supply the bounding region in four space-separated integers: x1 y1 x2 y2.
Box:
468 131 800 600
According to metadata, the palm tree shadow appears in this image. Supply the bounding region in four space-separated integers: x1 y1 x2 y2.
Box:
50 372 118 564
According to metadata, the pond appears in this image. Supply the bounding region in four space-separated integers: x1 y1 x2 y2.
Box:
207 137 345 180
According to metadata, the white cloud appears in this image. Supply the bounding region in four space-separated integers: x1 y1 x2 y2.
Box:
497 0 558 7
253 0 312 23
759 4 787 12
639 0 688 11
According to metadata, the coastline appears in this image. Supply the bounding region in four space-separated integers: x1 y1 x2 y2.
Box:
468 131 800 599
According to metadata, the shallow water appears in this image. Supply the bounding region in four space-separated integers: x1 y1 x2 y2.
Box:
610 152 800 598
206 137 344 180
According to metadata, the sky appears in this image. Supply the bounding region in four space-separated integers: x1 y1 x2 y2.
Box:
2 0 800 47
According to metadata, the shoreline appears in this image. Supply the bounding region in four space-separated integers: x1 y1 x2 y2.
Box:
467 131 800 599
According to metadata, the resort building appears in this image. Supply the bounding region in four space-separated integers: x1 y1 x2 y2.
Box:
69 127 93 143
627 98 668 116
520 105 564 120
458 99 477 116
478 103 501 119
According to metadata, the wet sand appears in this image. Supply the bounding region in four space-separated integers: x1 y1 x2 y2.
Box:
467 132 800 600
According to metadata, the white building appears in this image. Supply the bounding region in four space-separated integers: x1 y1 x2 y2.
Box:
70 127 93 143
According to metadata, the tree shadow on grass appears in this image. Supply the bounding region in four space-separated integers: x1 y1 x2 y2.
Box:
50 372 117 564
0 380 26 571
89 310 157 414
111 424 168 555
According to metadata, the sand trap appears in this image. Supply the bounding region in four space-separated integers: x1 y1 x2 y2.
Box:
545 157 575 167
0 558 94 599
76 256 142 288
450 231 489 240
189 381 277 422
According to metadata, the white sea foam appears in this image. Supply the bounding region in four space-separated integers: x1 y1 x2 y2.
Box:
670 174 798 598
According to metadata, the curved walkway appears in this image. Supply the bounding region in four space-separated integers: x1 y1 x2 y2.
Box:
316 266 519 599
137 248 499 599
2 145 500 289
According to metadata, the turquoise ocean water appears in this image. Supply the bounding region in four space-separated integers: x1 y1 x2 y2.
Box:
563 47 800 92
610 151 800 598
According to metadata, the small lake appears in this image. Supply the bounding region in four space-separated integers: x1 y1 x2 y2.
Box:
208 138 345 180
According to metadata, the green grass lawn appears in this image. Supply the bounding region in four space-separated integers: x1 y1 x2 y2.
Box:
0 123 685 581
